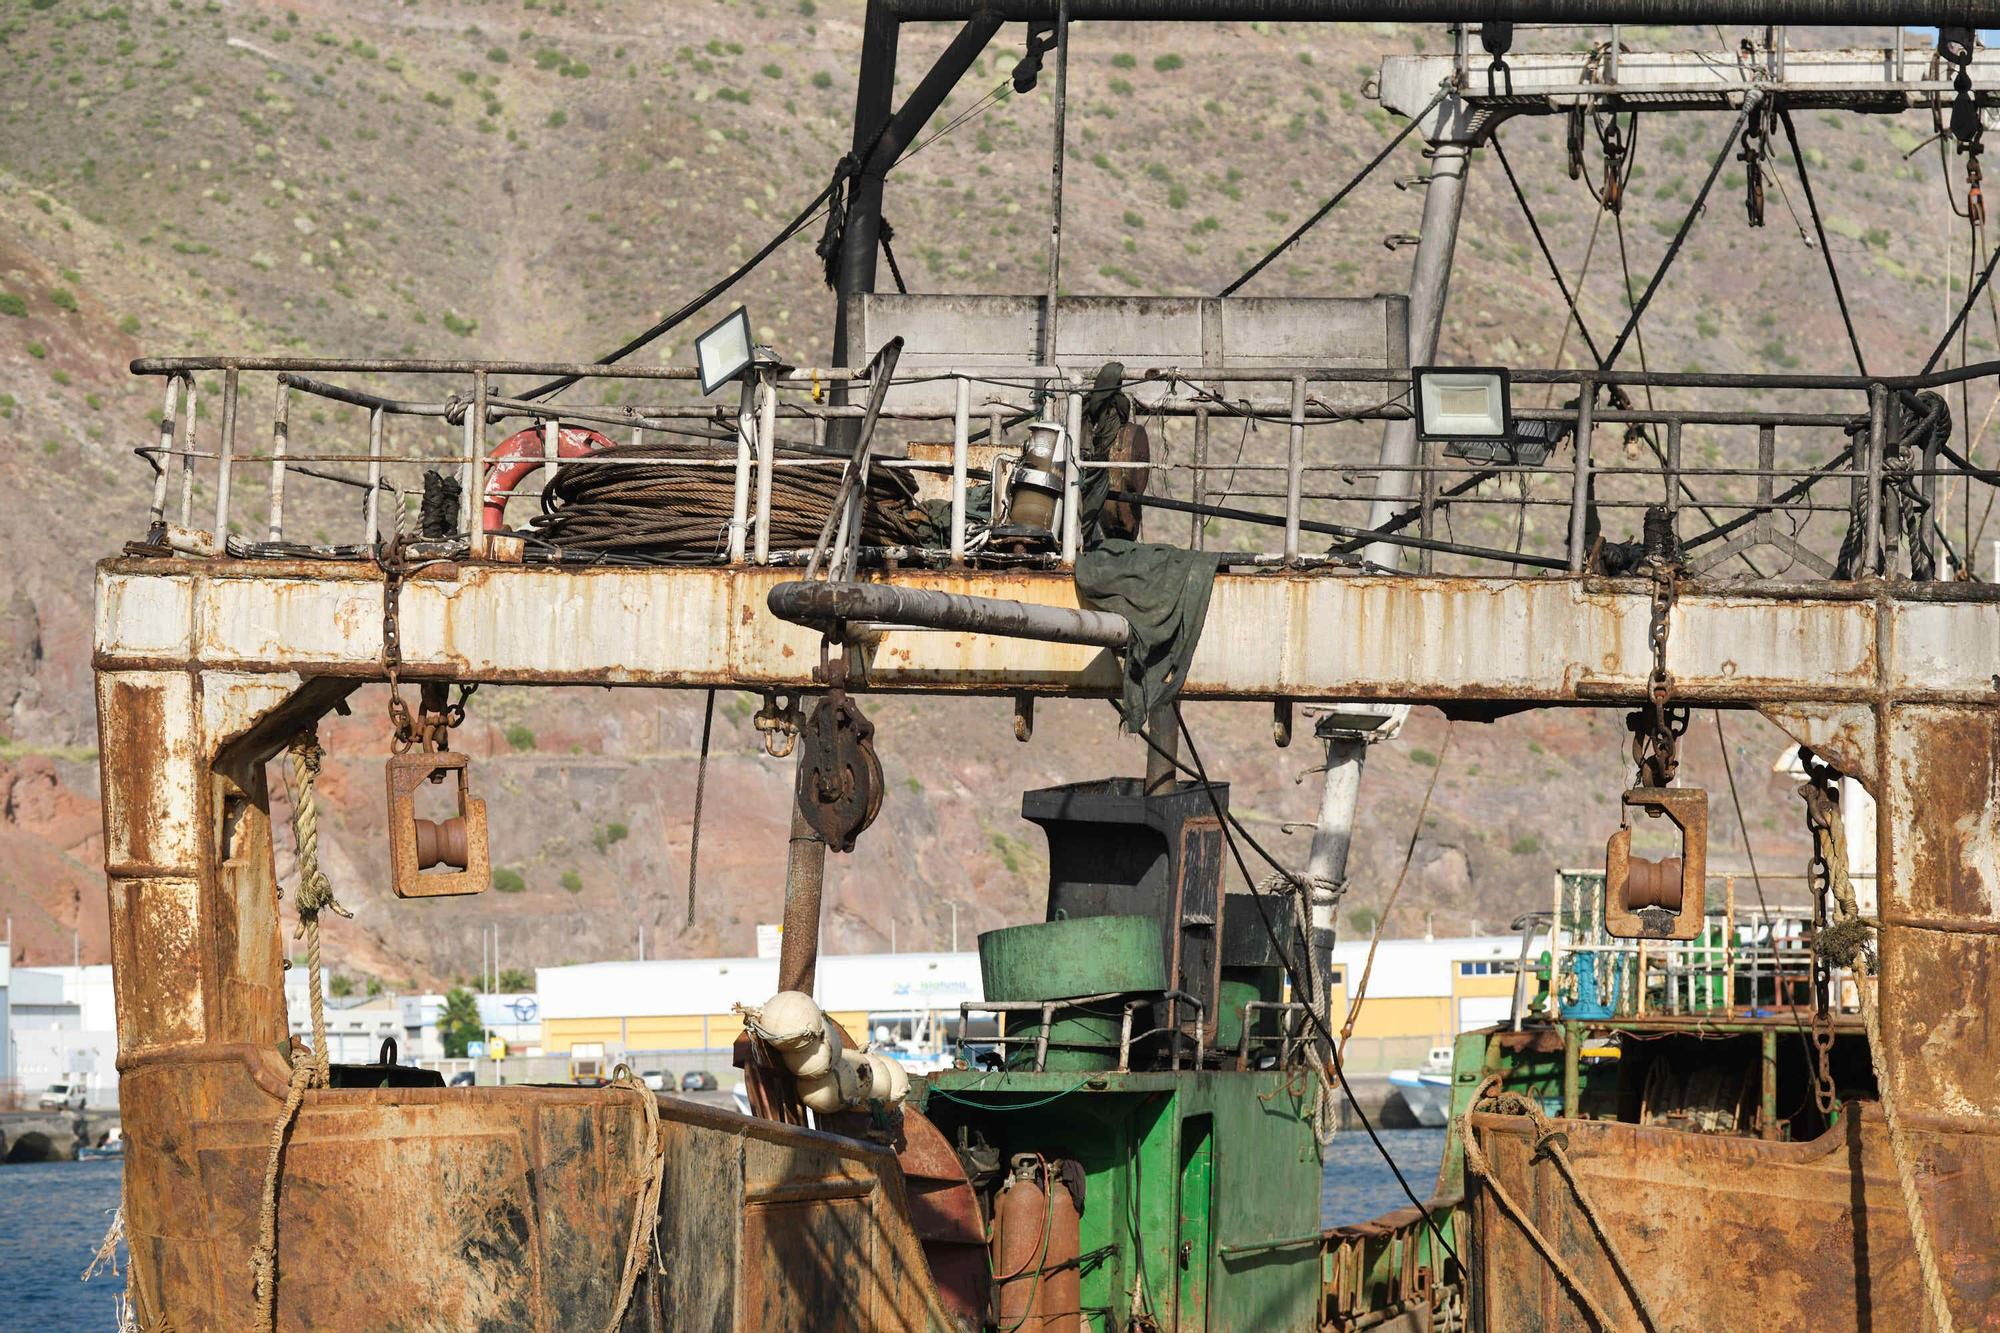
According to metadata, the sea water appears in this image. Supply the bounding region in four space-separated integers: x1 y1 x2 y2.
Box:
1321 1127 1450 1228
0 1158 126 1331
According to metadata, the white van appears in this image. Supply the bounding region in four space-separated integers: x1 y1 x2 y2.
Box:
38 1082 86 1111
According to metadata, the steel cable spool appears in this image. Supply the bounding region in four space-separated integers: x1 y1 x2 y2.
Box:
526 440 925 561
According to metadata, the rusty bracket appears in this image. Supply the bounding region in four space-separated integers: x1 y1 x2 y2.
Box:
385 750 490 898
1605 785 1708 941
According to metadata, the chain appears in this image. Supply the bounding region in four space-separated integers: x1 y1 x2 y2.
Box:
381 540 418 751
380 535 476 754
1801 753 1841 1116
1628 560 1688 789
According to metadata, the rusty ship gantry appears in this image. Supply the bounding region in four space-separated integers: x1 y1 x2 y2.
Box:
94 14 2000 1333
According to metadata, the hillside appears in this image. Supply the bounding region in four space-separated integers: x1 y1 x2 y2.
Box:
1 2 1954 984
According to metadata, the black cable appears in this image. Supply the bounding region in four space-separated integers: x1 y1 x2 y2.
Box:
1601 98 1755 374
1681 444 1855 550
1109 489 1569 571
1218 87 1447 298
1777 107 1868 377
1492 135 1606 370
1169 714 1462 1271
520 178 841 403
1923 226 2000 376
1496 128 1760 574
1115 704 1461 1271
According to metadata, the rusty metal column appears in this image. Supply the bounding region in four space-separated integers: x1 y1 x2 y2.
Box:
1363 133 1469 570
778 768 828 995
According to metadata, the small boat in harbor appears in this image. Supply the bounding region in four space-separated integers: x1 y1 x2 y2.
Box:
1388 1046 1454 1127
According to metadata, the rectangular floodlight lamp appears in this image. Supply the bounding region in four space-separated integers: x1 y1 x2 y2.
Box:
696 306 754 395
1413 366 1513 445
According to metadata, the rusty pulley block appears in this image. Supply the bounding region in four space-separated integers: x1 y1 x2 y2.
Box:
796 647 882 853
1603 546 1708 940
1605 786 1708 941
386 749 491 898
384 679 490 898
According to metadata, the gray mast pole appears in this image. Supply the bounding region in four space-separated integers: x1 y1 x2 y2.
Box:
1363 134 1470 569
1041 0 1071 407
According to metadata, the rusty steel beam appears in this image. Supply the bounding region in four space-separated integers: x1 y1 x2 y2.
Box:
884 0 2000 21
95 560 2000 706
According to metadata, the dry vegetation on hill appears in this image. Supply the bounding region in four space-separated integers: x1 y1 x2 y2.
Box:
5 2 1962 982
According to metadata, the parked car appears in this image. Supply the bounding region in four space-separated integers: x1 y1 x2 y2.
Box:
640 1070 672 1092
448 1071 477 1088
38 1083 85 1112
680 1070 718 1092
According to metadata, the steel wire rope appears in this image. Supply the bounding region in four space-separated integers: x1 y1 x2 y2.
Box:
1600 97 1756 376
1339 721 1454 1049
519 72 1015 403
1776 108 1867 377
1218 86 1449 298
525 441 921 560
1114 704 1463 1272
1612 205 1765 576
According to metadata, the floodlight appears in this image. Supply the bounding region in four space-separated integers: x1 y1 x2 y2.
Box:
696 307 754 396
1446 415 1571 467
1413 366 1513 446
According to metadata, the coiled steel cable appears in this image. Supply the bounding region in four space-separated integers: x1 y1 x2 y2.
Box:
526 441 923 561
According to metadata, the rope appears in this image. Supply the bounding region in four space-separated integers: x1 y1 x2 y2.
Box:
251 733 354 1329
1340 721 1453 1047
607 1064 668 1330
1803 784 1956 1333
1218 85 1447 298
1456 1075 1658 1332
685 689 715 931
1162 713 1460 1270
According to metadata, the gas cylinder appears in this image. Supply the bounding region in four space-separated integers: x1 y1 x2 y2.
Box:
990 1154 1082 1332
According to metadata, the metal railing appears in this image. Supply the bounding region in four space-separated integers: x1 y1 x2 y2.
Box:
1547 868 1868 1022
125 355 2000 581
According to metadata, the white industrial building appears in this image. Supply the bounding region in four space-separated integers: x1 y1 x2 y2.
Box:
536 951 987 1058
8 961 119 1102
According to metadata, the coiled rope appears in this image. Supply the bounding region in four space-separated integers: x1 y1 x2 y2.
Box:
526 442 923 561
252 732 353 1329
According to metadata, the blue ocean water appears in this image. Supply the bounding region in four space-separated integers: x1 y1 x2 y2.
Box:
1321 1127 1450 1228
0 1133 1441 1323
0 1159 126 1331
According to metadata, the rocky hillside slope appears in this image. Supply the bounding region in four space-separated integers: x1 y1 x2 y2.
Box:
2 3 1950 983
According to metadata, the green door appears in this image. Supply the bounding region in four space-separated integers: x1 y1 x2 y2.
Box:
1175 1114 1214 1331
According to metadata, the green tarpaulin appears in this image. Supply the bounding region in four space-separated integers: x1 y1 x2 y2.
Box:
1071 363 1222 730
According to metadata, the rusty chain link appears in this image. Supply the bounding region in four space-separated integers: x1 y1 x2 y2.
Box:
380 535 476 754
1801 752 1842 1117
1628 559 1688 789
